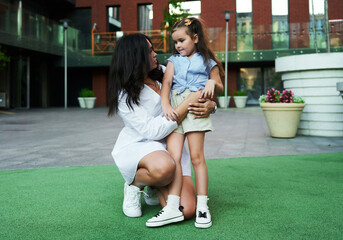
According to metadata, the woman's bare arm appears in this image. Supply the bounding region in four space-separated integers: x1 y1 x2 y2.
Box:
173 91 203 124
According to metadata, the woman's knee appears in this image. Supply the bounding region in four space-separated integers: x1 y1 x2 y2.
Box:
180 176 196 219
182 202 196 219
150 157 176 186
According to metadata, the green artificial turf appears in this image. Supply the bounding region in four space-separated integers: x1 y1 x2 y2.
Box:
1 153 343 240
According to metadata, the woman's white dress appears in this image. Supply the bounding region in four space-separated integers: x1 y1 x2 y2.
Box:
112 83 191 184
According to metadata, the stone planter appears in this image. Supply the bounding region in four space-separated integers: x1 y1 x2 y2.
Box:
78 97 86 109
260 103 305 138
84 97 97 109
233 96 248 108
217 96 231 108
276 53 343 137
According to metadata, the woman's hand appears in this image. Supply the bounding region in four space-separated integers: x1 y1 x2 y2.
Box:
201 79 216 99
188 98 216 119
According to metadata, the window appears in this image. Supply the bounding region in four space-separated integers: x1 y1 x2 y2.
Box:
309 0 326 49
138 4 153 31
108 6 121 32
238 67 282 105
236 0 253 51
272 0 289 49
169 0 201 18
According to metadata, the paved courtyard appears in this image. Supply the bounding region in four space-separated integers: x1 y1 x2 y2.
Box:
0 107 342 170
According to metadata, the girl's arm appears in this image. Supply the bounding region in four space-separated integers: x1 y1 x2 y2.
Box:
160 62 179 121
201 66 224 99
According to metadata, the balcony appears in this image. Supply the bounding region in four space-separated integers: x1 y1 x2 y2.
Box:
90 21 343 65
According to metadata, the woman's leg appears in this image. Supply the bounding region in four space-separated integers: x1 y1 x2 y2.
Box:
123 150 176 218
131 150 176 189
180 176 196 219
166 132 185 196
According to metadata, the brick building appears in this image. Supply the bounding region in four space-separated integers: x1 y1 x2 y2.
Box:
0 0 342 108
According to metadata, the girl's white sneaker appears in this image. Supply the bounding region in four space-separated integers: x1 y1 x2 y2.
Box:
146 206 184 227
195 208 212 228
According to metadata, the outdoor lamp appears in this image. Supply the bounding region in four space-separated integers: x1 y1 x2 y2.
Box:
59 19 70 109
222 10 234 109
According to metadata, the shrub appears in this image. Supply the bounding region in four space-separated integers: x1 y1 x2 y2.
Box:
259 88 304 103
233 90 247 96
79 88 95 98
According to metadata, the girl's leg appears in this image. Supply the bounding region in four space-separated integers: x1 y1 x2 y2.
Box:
187 132 212 228
187 132 207 195
146 132 186 227
166 132 186 196
158 176 196 220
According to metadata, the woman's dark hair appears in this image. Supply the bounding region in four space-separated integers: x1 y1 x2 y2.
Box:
108 34 163 117
172 17 225 81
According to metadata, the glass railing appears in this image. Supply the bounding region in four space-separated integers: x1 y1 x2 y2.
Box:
0 0 88 54
90 21 342 55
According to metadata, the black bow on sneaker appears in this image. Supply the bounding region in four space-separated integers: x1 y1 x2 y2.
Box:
198 211 207 218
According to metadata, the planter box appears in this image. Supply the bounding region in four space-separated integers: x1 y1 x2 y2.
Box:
84 97 97 109
217 96 231 108
78 97 86 109
233 96 248 108
260 103 305 138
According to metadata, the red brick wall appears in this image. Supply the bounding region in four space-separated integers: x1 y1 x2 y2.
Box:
253 0 272 50
289 0 310 48
201 0 236 28
76 0 169 32
329 0 343 19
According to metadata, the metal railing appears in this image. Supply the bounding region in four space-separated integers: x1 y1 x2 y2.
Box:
91 28 168 55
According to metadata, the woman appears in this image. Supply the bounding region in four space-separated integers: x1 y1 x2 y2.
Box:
108 33 221 221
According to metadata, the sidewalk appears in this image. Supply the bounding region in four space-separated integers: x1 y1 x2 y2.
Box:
0 107 342 171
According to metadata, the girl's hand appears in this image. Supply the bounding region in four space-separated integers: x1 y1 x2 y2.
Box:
162 103 179 121
201 80 216 99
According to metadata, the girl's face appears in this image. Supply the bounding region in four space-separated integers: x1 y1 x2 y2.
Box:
147 40 158 71
172 27 198 58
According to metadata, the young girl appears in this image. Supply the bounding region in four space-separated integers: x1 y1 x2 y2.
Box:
146 18 224 228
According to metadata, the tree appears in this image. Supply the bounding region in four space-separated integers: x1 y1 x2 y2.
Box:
161 0 190 51
161 0 190 32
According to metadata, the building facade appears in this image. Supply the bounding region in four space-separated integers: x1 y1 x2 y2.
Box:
0 0 342 108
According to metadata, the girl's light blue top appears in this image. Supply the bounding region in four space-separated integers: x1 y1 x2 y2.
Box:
167 52 217 94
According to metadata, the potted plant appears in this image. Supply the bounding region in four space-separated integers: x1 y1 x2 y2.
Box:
259 88 305 138
78 88 96 109
217 89 231 108
233 90 248 108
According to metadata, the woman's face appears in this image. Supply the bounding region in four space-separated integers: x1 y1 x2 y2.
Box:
147 40 158 71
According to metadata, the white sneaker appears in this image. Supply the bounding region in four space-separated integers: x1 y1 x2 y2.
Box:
123 182 142 218
144 186 160 206
146 206 184 227
195 208 212 228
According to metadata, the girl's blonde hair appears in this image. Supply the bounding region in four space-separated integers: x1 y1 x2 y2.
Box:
172 17 225 81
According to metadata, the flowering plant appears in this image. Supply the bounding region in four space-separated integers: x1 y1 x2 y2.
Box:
259 88 304 103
